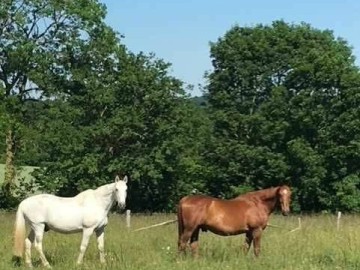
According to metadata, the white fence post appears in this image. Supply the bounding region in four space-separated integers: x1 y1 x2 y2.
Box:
126 209 131 228
337 211 342 230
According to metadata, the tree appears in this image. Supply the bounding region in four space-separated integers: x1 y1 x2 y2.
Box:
1 0 211 212
0 0 118 200
31 48 212 212
205 21 360 211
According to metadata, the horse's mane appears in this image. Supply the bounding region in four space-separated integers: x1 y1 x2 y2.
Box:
95 183 115 196
73 183 115 205
234 186 280 202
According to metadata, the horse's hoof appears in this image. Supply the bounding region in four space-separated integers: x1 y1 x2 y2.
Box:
11 256 21 267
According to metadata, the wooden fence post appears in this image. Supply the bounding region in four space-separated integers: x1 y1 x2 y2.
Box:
337 211 341 230
126 209 131 228
297 217 301 229
289 217 301 233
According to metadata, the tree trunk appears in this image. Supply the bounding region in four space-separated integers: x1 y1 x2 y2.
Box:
4 128 16 194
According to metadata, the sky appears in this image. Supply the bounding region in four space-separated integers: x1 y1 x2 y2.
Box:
100 0 360 97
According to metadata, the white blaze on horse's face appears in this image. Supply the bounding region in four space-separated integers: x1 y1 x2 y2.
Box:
114 175 128 209
279 186 291 216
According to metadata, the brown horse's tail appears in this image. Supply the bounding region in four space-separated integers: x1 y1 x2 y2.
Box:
13 205 26 260
177 200 184 243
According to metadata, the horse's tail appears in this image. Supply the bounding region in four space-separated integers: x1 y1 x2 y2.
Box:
13 204 26 259
177 199 185 242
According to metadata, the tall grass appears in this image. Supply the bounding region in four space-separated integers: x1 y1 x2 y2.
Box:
1 212 360 269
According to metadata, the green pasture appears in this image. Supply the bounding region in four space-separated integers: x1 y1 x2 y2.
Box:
1 213 360 270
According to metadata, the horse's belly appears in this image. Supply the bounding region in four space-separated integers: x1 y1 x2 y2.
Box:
204 225 247 236
46 208 84 233
204 212 248 236
47 225 83 234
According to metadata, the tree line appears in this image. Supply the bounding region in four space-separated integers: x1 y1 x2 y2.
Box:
1 0 360 212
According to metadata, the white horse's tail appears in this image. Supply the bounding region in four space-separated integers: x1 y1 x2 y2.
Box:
13 205 26 259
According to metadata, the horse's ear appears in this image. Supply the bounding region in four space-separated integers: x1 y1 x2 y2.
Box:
115 175 120 182
123 175 128 183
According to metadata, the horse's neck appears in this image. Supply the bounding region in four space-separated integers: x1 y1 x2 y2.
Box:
257 187 279 214
94 183 116 213
242 187 279 214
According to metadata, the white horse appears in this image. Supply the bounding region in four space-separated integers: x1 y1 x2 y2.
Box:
13 175 128 268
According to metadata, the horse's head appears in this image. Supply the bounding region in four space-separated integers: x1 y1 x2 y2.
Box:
114 175 128 209
278 185 291 216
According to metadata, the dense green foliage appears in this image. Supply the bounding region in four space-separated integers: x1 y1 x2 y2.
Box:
1 1 360 212
206 21 360 212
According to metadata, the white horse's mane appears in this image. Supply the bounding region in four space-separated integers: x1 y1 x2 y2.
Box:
94 183 116 196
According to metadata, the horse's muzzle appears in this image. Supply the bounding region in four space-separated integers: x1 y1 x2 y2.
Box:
118 202 126 209
282 210 290 216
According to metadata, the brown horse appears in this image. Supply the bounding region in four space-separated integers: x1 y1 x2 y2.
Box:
177 185 291 257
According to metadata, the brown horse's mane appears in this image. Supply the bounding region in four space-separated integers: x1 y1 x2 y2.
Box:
233 186 281 202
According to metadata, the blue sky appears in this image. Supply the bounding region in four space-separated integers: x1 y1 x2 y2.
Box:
100 0 360 96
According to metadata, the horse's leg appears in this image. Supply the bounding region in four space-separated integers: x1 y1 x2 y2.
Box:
33 224 51 268
252 228 263 257
242 231 253 255
190 227 200 258
76 228 94 264
178 228 194 255
95 227 106 264
25 229 35 268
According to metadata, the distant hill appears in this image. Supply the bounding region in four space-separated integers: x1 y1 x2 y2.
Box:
190 95 208 107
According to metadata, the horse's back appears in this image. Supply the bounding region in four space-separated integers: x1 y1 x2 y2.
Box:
178 195 214 224
179 194 215 205
19 194 59 210
20 189 96 208
180 194 253 211
19 194 84 226
179 195 218 216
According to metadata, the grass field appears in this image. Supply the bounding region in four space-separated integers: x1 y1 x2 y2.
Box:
1 212 360 270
